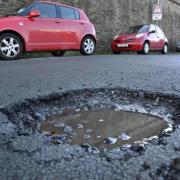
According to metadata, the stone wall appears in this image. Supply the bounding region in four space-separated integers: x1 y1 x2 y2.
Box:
0 0 30 16
0 0 180 52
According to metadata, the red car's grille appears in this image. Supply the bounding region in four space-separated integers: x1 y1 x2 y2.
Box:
115 39 134 43
126 39 134 42
115 40 121 43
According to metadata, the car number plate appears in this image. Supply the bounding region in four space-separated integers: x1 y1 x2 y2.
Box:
117 44 128 48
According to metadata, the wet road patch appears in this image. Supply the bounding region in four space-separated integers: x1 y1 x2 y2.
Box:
0 85 180 180
40 110 167 150
0 87 177 151
1 87 180 179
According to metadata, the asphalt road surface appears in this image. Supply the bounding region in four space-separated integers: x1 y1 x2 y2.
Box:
0 54 180 180
0 54 180 107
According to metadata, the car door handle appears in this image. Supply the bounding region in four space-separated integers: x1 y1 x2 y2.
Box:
55 21 61 24
80 22 84 25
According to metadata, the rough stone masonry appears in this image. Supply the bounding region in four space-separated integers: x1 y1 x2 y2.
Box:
0 0 180 52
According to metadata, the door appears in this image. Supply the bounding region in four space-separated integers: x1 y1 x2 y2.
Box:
24 2 63 51
156 26 165 49
148 25 159 50
57 5 84 49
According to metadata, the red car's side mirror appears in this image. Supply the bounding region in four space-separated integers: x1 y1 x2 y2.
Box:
28 10 40 18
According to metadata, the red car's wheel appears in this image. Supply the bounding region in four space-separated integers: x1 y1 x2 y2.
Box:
0 33 23 60
162 44 168 54
142 42 150 55
80 36 95 56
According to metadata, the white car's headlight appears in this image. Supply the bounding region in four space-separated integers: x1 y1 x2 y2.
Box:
113 35 119 40
136 33 144 39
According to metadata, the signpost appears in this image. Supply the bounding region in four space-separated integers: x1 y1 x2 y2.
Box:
152 3 162 21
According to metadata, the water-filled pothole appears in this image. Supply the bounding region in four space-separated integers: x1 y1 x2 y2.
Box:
40 110 168 150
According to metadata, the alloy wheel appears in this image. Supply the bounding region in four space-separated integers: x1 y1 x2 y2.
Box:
143 42 150 54
162 44 168 54
144 43 149 54
0 37 20 58
84 39 95 54
81 37 95 55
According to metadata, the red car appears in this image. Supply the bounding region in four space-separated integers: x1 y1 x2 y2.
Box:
0 1 96 60
111 24 168 55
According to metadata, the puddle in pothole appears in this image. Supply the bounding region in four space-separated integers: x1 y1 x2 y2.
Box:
40 110 168 150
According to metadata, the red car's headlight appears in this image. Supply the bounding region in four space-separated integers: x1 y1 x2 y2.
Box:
113 35 119 40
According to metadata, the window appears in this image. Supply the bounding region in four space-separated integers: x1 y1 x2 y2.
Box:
126 25 149 34
149 25 156 33
74 9 80 20
60 6 76 19
29 3 57 18
137 25 149 33
15 3 34 16
156 26 165 38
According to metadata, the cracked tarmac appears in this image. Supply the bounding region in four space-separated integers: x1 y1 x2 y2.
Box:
0 55 180 179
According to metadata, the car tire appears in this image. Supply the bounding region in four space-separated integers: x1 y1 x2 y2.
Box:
142 42 150 55
80 36 95 56
162 44 168 54
51 51 65 57
0 33 23 60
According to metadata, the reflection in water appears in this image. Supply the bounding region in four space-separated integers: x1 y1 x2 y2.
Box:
40 110 167 150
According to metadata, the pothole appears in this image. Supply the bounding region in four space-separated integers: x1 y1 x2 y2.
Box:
1 87 178 152
0 88 180 180
40 110 168 150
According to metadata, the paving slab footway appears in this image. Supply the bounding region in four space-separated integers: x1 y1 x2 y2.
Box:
0 55 180 179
